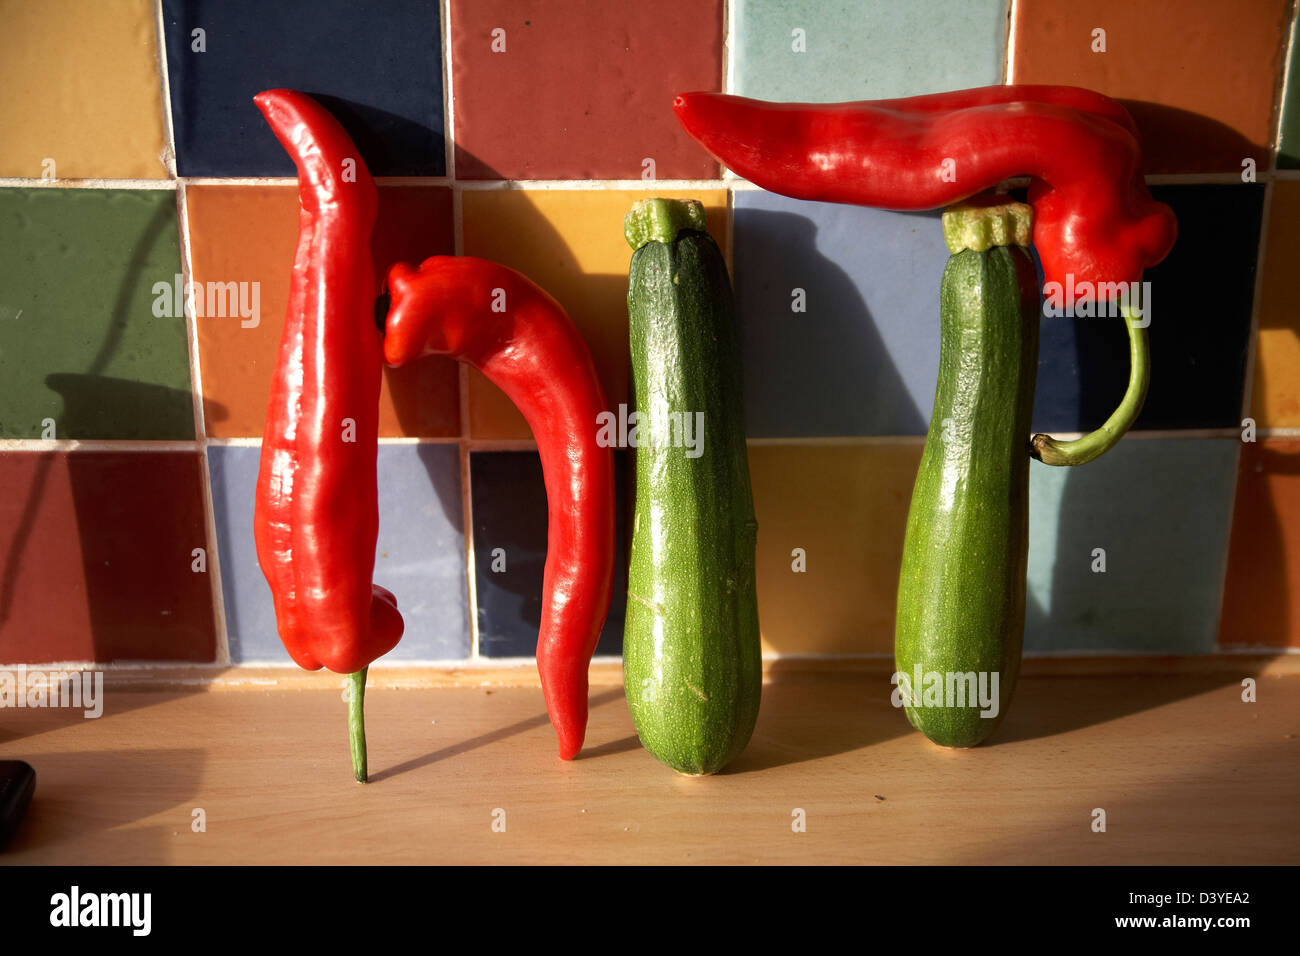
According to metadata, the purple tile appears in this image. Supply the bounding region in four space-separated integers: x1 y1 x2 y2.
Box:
208 443 468 663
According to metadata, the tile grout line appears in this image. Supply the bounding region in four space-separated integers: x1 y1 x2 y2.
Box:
153 0 234 667
724 0 736 95
1213 182 1277 652
441 0 456 184
444 0 481 664
180 177 233 667
6 172 1295 190
722 0 735 274
1003 0 1017 83
152 0 232 666
1210 0 1290 649
0 428 1251 454
0 178 177 189
151 0 178 178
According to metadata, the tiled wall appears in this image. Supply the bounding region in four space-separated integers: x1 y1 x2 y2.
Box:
1 0 1297 667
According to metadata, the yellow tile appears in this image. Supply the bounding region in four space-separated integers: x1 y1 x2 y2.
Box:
461 189 728 439
749 442 922 656
0 0 168 179
1252 181 1300 427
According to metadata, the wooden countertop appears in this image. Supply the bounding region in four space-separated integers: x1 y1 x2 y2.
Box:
2 659 1297 864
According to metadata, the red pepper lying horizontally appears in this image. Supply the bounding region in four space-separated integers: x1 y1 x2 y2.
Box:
383 257 616 760
673 86 1177 307
252 89 402 781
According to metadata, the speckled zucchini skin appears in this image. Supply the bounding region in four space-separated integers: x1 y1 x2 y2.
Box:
894 246 1039 747
623 225 761 775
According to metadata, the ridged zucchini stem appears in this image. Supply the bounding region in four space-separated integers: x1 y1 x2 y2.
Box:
624 198 709 251
1031 297 1150 466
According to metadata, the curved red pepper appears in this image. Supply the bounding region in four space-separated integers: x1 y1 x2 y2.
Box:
383 256 616 760
674 86 1177 306
252 89 403 675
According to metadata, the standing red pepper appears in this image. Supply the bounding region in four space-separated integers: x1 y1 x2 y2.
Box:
252 90 402 782
673 84 1177 463
382 257 616 760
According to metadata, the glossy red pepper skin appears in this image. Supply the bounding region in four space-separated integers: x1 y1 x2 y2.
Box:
384 256 616 760
674 86 1177 306
253 89 403 674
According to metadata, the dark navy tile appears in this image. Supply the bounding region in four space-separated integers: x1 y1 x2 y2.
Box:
209 443 468 664
472 451 628 658
1032 184 1263 433
163 0 445 176
733 191 947 437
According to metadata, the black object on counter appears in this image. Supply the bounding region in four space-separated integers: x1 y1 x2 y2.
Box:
0 760 35 849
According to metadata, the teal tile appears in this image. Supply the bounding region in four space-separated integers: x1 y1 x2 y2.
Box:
1278 17 1300 168
1025 439 1238 653
0 188 193 440
732 0 1006 101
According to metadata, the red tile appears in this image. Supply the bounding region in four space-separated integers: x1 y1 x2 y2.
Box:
450 0 723 179
0 452 218 663
1220 440 1300 648
1011 0 1290 173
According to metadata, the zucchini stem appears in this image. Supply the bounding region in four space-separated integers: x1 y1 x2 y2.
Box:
348 667 368 783
1031 298 1150 466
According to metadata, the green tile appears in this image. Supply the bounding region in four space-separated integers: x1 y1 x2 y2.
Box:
0 188 193 439
732 0 1006 102
1278 18 1300 169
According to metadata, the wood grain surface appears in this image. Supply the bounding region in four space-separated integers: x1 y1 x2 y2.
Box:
1 667 1296 864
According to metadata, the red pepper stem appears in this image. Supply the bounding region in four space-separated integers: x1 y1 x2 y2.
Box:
1031 296 1150 466
348 667 368 783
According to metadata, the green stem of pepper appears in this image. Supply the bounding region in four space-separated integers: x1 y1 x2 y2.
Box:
1031 297 1150 466
348 667 368 783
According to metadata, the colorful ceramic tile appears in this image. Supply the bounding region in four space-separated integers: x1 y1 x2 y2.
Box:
186 184 459 438
162 0 445 176
748 442 922 656
450 0 723 179
460 189 727 439
470 451 629 658
1025 438 1238 653
1220 440 1300 648
732 0 1005 101
208 444 469 663
732 191 947 437
1248 181 1300 427
1011 0 1291 173
0 451 216 664
1278 17 1300 169
1032 184 1262 433
0 0 169 179
0 188 192 440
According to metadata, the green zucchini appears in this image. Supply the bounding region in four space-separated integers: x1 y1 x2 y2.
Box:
622 198 761 775
894 201 1039 748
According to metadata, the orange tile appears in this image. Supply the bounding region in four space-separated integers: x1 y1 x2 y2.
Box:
1220 440 1300 648
0 0 169 178
749 442 922 656
1250 181 1300 427
461 189 728 439
1010 0 1290 173
187 185 459 438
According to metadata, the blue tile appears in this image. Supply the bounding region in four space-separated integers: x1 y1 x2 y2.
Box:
733 191 946 437
208 443 468 663
163 0 445 176
1025 438 1238 653
1032 184 1262 432
471 451 628 658
732 0 1006 101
